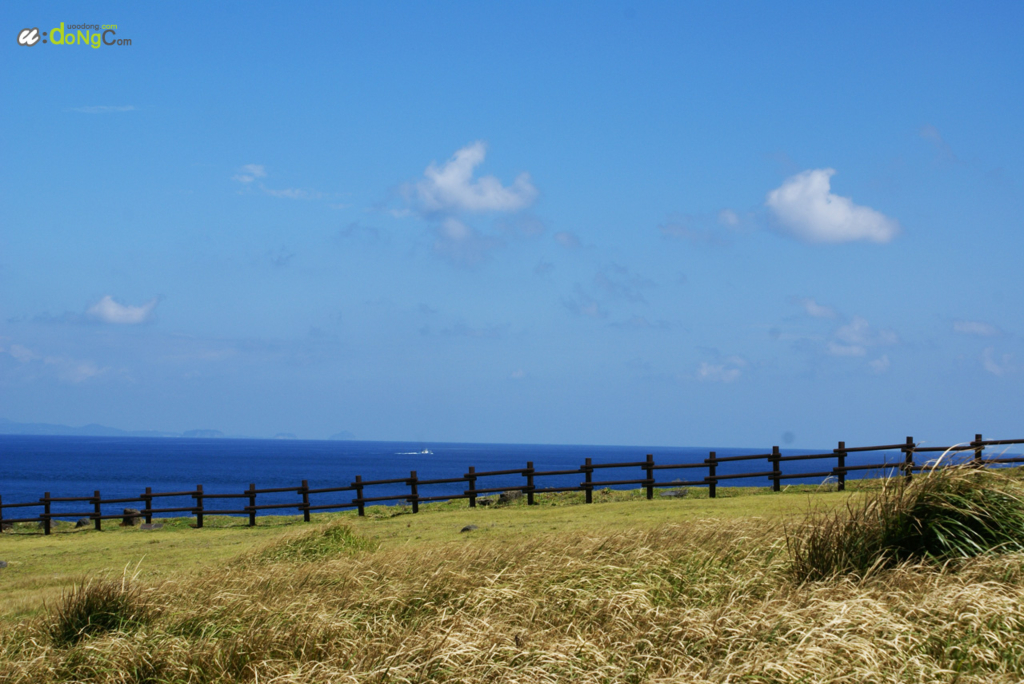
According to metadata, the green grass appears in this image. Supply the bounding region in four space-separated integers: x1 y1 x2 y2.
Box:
0 483 857 620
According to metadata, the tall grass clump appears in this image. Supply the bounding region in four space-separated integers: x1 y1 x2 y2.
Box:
789 463 1024 582
47 574 153 646
255 521 375 563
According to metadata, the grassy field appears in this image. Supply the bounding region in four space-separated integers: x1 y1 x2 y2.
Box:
2 479 1023 682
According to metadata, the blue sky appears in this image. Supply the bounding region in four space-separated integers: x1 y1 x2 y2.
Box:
1 2 1022 447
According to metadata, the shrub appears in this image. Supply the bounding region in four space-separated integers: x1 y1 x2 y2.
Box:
788 464 1024 582
48 576 152 646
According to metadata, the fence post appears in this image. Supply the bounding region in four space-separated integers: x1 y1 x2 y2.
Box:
770 446 781 492
355 475 365 516
973 433 984 466
836 441 846 491
706 451 717 498
903 436 915 481
301 479 311 523
584 458 593 504
143 487 153 525
526 462 535 506
247 483 256 526
93 490 102 531
42 492 51 535
409 471 419 513
467 467 477 508
645 454 654 500
195 485 204 528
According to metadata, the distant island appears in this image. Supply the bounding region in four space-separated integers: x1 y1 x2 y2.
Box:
1 418 224 440
0 417 356 441
181 429 225 439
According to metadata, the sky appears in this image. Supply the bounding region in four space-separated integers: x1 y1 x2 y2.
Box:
1 2 1022 448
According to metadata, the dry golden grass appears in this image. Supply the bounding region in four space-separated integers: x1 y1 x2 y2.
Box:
3 516 1024 683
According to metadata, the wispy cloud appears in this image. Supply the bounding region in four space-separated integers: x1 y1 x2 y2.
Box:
268 246 295 267
920 124 959 164
432 218 502 266
2 343 109 383
70 105 135 114
658 215 729 246
563 286 607 319
554 231 582 249
232 164 323 199
261 187 324 200
827 316 898 357
982 348 1016 377
697 357 746 383
593 264 654 303
409 141 537 215
953 320 1000 337
868 355 891 374
533 261 555 276
796 297 837 319
718 209 740 226
87 296 158 324
439 321 508 339
766 169 900 244
233 164 267 184
610 316 671 331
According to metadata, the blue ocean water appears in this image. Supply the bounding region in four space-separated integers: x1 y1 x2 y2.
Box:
0 435 913 521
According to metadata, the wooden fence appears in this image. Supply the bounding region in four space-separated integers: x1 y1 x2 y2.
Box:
2 433 1022 535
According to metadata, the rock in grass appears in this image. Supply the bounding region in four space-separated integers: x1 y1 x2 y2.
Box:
497 490 523 505
140 523 163 530
122 509 141 526
460 525 479 533
0 561 7 569
75 518 91 528
660 489 689 498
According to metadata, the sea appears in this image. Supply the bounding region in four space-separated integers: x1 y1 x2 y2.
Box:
0 435 924 521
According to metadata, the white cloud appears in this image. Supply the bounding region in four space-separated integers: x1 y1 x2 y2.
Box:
828 316 897 357
8 344 39 363
982 348 1016 377
868 355 891 373
953 320 1000 337
87 296 158 324
766 169 900 244
798 297 837 319
53 360 108 383
717 209 740 226
71 105 135 114
554 231 582 249
412 142 537 215
233 164 267 184
3 343 109 383
697 357 746 383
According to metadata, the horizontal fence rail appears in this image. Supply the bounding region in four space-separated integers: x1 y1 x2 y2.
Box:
2 434 1022 535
